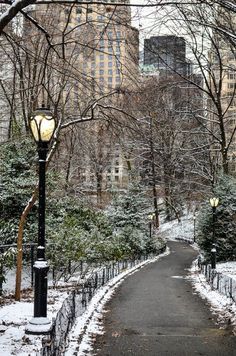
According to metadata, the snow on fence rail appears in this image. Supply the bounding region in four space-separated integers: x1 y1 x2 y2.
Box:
175 237 194 244
40 246 166 356
200 264 236 302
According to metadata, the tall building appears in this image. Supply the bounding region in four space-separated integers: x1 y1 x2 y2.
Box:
23 2 139 202
143 35 190 77
208 7 236 175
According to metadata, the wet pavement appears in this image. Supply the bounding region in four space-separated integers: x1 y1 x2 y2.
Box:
93 241 236 356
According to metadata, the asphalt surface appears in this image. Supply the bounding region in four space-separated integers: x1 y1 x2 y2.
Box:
93 241 236 356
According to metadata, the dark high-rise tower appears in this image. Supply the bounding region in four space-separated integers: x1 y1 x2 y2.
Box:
144 35 189 76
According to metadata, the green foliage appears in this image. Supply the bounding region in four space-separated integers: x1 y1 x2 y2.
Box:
0 247 17 291
0 138 37 244
108 186 149 230
197 175 236 262
107 185 159 258
0 140 163 287
45 197 113 279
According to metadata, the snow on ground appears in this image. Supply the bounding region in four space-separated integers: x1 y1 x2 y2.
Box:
215 262 236 281
188 259 236 331
0 288 69 356
163 215 236 332
158 213 194 242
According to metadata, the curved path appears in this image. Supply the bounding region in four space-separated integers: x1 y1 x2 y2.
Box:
94 241 236 356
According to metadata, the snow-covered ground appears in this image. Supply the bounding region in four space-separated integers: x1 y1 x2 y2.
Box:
1 214 236 355
0 288 70 356
215 261 236 281
189 259 236 329
158 213 195 242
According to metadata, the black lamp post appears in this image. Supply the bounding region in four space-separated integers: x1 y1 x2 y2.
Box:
26 107 56 334
148 213 155 239
209 197 219 270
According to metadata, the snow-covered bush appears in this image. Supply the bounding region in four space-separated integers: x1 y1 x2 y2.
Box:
197 175 236 262
107 185 159 258
0 138 37 244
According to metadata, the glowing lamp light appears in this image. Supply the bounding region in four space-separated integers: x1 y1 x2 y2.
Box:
29 107 56 143
209 197 219 208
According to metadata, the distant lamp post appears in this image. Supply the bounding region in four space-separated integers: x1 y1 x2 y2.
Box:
26 107 56 334
148 213 155 239
209 197 219 269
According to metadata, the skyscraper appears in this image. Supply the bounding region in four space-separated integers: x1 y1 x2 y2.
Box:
208 7 236 175
144 35 189 76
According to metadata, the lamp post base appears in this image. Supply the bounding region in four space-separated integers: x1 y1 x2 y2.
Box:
25 317 52 335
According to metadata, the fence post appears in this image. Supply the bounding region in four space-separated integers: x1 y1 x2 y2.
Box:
82 284 87 308
94 272 98 290
230 277 233 299
0 247 3 296
217 273 220 290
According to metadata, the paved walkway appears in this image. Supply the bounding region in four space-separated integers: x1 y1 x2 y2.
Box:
94 241 236 356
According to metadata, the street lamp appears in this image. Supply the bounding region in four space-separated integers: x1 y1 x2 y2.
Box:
148 213 155 239
209 197 219 269
26 107 56 334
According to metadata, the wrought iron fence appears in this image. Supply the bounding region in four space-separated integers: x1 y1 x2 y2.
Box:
40 245 166 356
200 264 236 302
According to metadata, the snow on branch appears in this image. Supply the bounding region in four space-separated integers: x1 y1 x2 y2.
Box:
0 0 36 34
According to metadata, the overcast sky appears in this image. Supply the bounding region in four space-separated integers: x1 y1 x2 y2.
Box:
130 1 181 47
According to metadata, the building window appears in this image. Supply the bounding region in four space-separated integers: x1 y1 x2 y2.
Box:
227 72 236 80
76 7 82 14
108 77 112 83
108 47 113 53
108 69 113 75
100 54 104 60
108 62 113 67
99 77 104 82
97 15 104 21
87 8 93 13
115 168 119 173
116 76 121 83
108 55 113 60
100 62 104 68
228 83 235 89
100 69 104 75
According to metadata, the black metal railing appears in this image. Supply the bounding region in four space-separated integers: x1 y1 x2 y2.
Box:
200 264 236 302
